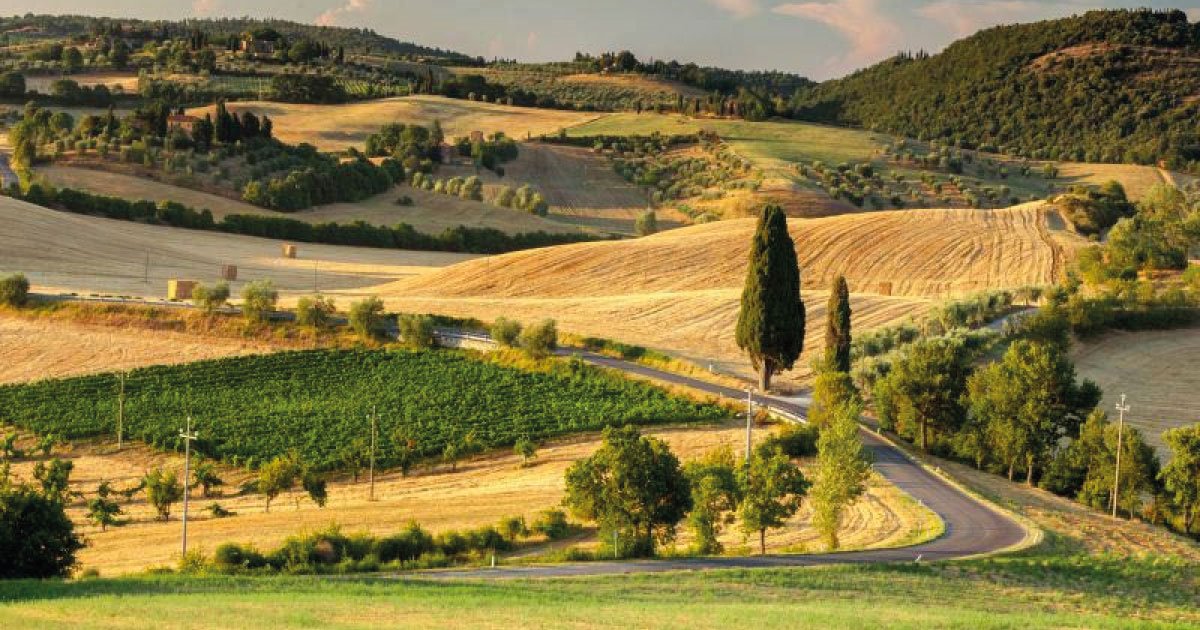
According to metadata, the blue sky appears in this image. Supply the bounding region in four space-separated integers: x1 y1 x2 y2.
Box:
6 1 1200 79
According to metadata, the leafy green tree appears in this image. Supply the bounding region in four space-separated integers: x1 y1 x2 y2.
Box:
514 437 537 467
1160 424 1200 534
301 470 328 508
809 365 859 429
144 468 183 521
882 338 970 451
340 438 369 483
192 282 230 314
240 280 278 323
563 425 692 557
1079 421 1159 519
86 484 123 531
500 516 528 542
825 276 852 372
738 443 809 555
683 446 740 555
811 403 872 549
0 273 31 307
258 456 299 513
348 297 386 341
519 319 558 359
191 460 224 498
736 205 805 392
62 46 83 72
33 459 73 503
0 484 83 578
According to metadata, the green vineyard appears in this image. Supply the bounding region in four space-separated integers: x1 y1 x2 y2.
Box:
0 349 724 470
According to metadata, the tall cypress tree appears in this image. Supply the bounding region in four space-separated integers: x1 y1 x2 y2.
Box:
825 275 852 373
736 205 805 392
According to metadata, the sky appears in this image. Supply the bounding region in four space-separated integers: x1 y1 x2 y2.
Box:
6 1 1200 79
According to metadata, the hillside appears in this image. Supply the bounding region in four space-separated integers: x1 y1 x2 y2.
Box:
792 9 1200 171
371 203 1085 385
0 196 472 300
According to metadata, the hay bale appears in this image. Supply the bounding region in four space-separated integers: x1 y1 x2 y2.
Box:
167 280 197 301
220 265 238 281
281 243 297 259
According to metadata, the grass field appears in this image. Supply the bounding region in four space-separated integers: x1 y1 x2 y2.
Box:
187 96 602 152
1071 327 1200 457
0 196 473 301
36 165 588 236
22 71 139 93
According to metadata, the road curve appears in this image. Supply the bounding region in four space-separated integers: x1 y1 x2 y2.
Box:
25 294 1028 577
413 344 1028 579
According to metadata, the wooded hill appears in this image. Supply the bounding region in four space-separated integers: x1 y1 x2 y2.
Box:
0 14 474 62
789 9 1200 170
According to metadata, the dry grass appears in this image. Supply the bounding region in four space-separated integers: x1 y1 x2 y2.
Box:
23 71 139 93
1071 327 1200 457
1055 162 1172 201
1 421 936 575
0 196 473 301
187 96 602 152
939 457 1200 561
0 314 275 385
37 164 585 235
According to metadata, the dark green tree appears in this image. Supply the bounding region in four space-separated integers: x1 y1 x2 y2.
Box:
736 205 805 391
0 485 83 578
825 275 852 373
738 443 809 555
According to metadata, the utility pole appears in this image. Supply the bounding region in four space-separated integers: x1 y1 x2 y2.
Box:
116 373 126 451
368 405 377 502
745 388 754 465
1112 394 1130 519
179 416 198 559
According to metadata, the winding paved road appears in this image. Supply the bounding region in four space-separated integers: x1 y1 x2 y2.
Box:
26 293 1029 578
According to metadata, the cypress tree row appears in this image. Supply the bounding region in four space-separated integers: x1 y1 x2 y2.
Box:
825 276 852 373
735 205 805 392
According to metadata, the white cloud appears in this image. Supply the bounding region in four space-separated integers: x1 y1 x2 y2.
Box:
773 0 902 73
192 0 221 16
914 1 1067 39
709 0 760 18
315 0 372 27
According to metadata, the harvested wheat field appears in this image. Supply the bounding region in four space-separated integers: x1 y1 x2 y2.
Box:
1 421 937 575
23 71 139 94
365 203 1082 386
37 165 585 235
1071 327 1200 457
188 95 602 152
0 196 474 300
441 143 684 233
1055 161 1175 201
0 315 273 385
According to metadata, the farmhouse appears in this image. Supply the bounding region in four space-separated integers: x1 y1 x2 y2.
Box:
167 114 200 133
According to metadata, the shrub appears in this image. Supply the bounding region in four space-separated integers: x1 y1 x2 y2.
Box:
0 485 84 579
531 509 573 541
192 282 230 314
348 297 386 340
635 210 658 236
0 273 30 307
490 317 522 347
295 294 336 329
395 195 414 206
762 423 821 458
398 314 435 349
519 319 558 359
241 280 278 322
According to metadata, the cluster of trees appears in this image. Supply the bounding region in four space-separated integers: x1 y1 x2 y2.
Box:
268 74 348 104
5 182 601 255
453 132 518 173
210 101 273 146
363 121 443 165
242 156 394 211
789 9 1200 171
1051 181 1136 237
489 318 559 359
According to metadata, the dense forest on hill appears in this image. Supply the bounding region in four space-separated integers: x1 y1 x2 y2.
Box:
0 14 473 61
788 9 1200 170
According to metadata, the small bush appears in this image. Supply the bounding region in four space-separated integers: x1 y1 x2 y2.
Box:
395 195 414 206
240 280 278 322
762 423 821 458
635 210 658 236
398 314 435 348
519 319 558 359
296 294 336 329
532 509 573 540
348 297 386 340
490 317 522 347
0 273 30 307
192 282 230 314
